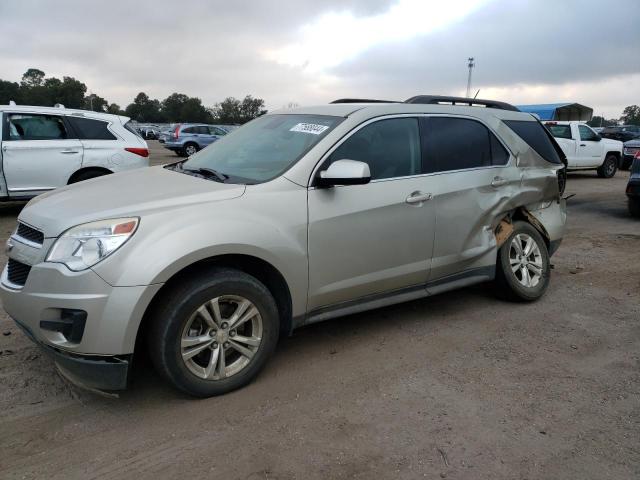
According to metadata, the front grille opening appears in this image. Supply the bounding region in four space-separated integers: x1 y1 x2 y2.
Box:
7 259 31 286
16 222 44 245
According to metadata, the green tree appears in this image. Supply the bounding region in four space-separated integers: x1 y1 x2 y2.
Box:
125 92 165 122
57 77 87 108
161 93 190 122
0 80 21 104
210 95 267 124
620 105 640 125
20 68 45 88
107 103 124 115
84 93 108 112
587 116 617 128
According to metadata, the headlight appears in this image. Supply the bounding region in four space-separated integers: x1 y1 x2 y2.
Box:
46 218 139 271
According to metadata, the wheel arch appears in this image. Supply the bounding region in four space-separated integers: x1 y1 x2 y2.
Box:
68 166 113 184
135 253 294 355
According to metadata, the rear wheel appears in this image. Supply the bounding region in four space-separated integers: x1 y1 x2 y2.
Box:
184 143 198 157
148 268 280 397
597 154 618 178
495 221 550 302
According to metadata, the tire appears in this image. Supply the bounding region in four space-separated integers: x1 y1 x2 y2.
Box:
148 268 280 397
69 169 110 184
183 143 199 157
629 198 640 218
495 221 550 302
597 154 618 178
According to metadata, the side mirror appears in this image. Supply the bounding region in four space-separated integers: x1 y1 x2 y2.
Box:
316 159 371 187
595 134 602 141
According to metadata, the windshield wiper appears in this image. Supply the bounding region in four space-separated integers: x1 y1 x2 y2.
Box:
183 167 229 183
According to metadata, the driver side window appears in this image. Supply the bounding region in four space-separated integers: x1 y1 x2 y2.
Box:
326 118 421 180
579 125 598 141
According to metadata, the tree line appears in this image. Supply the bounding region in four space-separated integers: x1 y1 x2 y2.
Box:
587 106 640 127
0 68 267 124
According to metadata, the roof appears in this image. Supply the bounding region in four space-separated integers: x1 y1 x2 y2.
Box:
516 103 593 121
0 104 127 123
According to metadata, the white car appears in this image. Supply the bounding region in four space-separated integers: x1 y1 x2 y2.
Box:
544 121 623 178
0 104 150 200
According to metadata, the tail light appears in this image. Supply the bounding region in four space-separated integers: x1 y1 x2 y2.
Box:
125 147 149 157
173 124 181 139
635 150 640 159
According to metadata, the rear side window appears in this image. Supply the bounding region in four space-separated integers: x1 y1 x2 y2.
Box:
124 121 143 138
8 114 67 140
67 116 117 140
327 117 421 180
182 126 197 134
422 117 509 172
546 124 572 139
503 120 563 164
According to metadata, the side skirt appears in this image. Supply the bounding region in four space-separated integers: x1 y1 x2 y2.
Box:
300 266 495 327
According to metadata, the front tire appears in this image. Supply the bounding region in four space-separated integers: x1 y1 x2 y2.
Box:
597 154 618 178
148 268 280 397
495 221 550 302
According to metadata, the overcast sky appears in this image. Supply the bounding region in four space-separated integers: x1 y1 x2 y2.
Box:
1 0 638 117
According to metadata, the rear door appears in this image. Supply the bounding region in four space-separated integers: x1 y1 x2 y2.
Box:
577 124 603 167
422 116 519 282
546 123 577 167
2 112 83 197
66 115 119 169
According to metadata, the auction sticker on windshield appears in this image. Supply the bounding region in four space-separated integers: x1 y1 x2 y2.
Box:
290 123 330 135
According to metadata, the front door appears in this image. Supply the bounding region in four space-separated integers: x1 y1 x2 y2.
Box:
577 124 602 167
2 113 82 197
307 117 436 311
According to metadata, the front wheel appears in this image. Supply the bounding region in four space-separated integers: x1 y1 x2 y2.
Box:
148 268 280 397
597 154 618 178
495 221 550 302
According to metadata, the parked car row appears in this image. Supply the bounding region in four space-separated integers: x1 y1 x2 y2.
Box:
600 124 640 143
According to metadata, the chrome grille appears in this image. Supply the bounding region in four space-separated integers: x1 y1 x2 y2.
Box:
16 222 44 246
7 259 31 286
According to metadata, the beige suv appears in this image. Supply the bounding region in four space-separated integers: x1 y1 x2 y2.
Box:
1 96 567 397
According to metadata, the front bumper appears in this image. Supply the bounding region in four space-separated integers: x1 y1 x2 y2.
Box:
1 261 162 355
13 317 130 391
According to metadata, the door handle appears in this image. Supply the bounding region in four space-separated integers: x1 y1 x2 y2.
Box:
405 191 433 204
491 176 507 187
60 150 79 154
579 144 586 147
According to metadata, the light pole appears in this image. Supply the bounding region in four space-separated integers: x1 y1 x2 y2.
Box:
466 57 475 98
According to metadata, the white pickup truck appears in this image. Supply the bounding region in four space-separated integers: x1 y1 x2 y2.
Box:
544 121 623 178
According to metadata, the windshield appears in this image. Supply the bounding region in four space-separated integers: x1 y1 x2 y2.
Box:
179 114 342 184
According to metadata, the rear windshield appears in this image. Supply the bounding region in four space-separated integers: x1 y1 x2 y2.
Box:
181 114 342 184
545 123 572 140
503 120 563 164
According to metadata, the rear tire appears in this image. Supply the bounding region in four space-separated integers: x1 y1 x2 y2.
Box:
629 198 640 218
597 154 618 178
184 143 198 157
148 268 280 397
495 221 550 302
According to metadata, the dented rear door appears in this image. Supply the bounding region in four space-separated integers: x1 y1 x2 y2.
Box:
421 116 521 281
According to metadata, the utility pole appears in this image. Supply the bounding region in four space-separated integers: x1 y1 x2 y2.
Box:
466 57 475 98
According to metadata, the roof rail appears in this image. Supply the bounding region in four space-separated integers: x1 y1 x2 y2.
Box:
54 103 65 109
330 98 399 104
9 100 16 106
405 95 519 112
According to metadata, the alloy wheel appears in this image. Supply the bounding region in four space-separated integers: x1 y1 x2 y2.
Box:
509 233 543 288
185 145 197 156
180 295 263 380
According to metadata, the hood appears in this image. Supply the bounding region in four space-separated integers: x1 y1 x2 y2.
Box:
624 139 640 147
21 166 246 237
602 137 623 148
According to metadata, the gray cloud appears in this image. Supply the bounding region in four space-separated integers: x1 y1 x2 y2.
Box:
0 0 638 117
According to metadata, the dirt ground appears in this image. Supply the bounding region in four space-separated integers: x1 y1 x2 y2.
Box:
0 143 638 479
